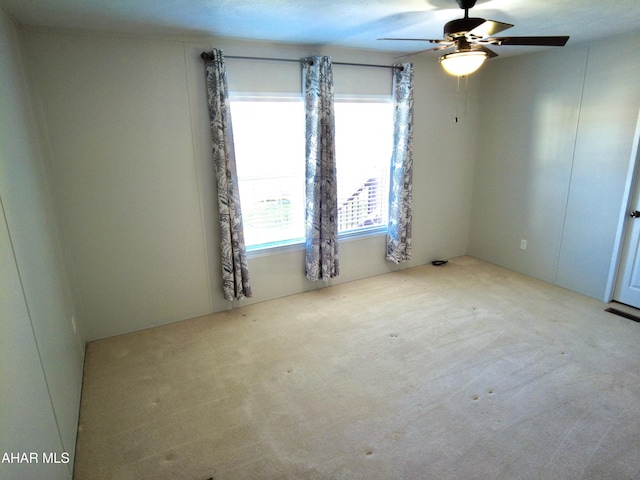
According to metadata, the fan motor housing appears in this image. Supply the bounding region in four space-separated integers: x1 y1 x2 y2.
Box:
444 17 486 39
456 0 477 8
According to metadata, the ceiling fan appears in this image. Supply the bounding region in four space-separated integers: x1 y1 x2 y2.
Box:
378 0 570 76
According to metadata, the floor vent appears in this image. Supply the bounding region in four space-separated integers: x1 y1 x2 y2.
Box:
605 307 640 323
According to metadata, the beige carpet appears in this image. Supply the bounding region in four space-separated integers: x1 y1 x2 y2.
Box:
73 256 640 479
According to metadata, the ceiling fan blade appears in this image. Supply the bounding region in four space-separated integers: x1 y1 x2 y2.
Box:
377 37 450 43
432 43 456 51
471 45 499 58
394 44 453 60
468 20 513 39
484 36 570 46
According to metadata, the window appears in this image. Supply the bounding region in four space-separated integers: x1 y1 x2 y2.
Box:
231 98 306 249
334 101 393 234
230 96 393 251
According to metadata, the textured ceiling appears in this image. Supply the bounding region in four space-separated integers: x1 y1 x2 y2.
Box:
2 0 639 57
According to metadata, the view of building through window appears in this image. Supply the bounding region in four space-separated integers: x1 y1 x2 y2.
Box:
230 98 393 250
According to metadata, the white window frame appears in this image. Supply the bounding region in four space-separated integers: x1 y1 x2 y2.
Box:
333 94 392 241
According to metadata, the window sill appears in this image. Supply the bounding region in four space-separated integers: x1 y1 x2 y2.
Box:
339 225 387 242
246 227 387 259
246 238 305 259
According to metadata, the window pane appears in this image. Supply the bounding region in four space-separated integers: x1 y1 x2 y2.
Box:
335 101 393 233
230 100 305 248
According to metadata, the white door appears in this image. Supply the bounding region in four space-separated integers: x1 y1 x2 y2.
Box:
614 111 640 308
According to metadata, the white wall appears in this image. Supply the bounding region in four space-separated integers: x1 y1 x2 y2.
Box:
468 46 587 283
555 35 640 298
0 10 84 479
469 32 640 300
21 31 479 340
22 32 213 341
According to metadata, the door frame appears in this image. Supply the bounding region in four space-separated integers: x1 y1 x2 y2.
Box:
605 107 640 303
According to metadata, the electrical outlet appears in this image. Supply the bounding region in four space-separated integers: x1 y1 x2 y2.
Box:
520 239 527 250
71 316 77 334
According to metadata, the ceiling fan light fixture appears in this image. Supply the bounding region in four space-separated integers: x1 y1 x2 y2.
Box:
439 50 488 76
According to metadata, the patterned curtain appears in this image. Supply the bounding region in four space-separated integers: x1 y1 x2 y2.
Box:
203 49 252 301
386 63 414 264
303 56 339 281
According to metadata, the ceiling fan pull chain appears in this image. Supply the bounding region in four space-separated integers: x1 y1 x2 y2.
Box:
465 75 469 117
454 75 472 123
455 75 460 122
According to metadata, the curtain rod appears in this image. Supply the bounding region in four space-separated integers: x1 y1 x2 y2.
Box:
200 52 404 70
